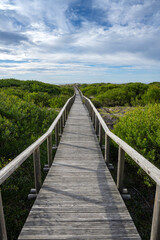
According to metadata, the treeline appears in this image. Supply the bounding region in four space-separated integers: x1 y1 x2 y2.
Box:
0 79 74 166
0 79 73 239
80 82 160 107
80 82 160 186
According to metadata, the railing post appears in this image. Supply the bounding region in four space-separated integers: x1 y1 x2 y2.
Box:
60 116 63 134
92 111 95 127
55 122 59 146
99 123 103 147
150 184 160 240
63 111 65 127
65 107 68 120
95 116 99 135
47 134 52 168
89 105 92 118
33 147 41 194
65 109 67 122
105 134 110 164
117 147 125 192
0 191 7 240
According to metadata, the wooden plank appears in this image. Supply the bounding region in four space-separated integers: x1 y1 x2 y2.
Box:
81 93 160 186
18 91 141 240
0 94 75 185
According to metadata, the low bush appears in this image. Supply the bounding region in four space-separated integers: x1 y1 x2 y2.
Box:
80 82 149 107
113 104 160 186
0 79 74 239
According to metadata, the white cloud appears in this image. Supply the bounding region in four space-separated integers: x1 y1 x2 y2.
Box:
0 0 160 83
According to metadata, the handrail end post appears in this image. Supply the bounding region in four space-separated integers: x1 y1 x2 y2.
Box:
33 147 41 194
47 134 52 168
117 147 125 193
105 134 110 164
150 184 160 240
0 191 7 240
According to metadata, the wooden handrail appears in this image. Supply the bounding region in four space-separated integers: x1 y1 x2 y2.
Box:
0 92 75 240
0 94 75 186
79 88 160 240
80 91 160 185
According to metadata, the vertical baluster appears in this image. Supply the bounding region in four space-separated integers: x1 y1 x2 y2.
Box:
63 111 65 127
0 191 7 240
33 147 41 194
117 147 125 193
65 109 67 122
150 184 160 240
60 116 63 134
99 123 103 147
66 107 68 120
88 102 90 114
95 116 99 135
58 118 61 136
88 104 91 118
55 122 59 146
105 134 110 164
47 134 52 168
92 111 95 127
90 108 93 121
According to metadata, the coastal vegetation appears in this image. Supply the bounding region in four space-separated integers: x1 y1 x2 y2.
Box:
80 82 160 183
80 82 160 239
0 79 73 239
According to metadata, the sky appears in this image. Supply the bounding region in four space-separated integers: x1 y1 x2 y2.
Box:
0 0 160 84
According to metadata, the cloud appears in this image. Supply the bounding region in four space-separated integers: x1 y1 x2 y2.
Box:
0 0 160 83
0 31 28 45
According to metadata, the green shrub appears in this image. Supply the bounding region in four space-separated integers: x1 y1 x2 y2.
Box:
95 87 127 106
142 86 160 104
0 91 57 160
113 104 160 186
0 79 74 239
80 82 148 107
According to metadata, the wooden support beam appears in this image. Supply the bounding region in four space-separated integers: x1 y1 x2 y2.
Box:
55 123 59 147
117 147 125 193
0 191 7 240
63 112 65 127
99 123 103 147
47 134 52 168
105 134 110 164
59 116 63 134
92 111 95 127
89 105 92 118
64 109 67 122
33 147 41 194
150 184 160 240
95 116 99 135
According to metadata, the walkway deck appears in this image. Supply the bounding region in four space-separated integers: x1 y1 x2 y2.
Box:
18 93 141 239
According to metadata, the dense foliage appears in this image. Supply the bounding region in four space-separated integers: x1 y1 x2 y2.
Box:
0 79 73 166
80 82 160 185
80 82 160 107
0 79 73 239
113 104 160 186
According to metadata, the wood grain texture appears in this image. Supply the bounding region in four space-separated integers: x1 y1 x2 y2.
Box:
18 91 141 240
0 94 75 186
81 92 160 186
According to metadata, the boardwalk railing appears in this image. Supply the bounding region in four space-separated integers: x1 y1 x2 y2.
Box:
0 93 75 240
79 89 160 240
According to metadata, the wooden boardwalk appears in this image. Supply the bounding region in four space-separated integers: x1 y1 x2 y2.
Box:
18 92 141 239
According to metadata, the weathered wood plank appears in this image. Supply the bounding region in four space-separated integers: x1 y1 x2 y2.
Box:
18 91 141 240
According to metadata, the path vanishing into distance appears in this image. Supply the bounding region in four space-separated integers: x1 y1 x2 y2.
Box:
18 91 141 239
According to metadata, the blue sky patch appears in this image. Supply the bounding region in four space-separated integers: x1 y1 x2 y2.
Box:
0 0 160 84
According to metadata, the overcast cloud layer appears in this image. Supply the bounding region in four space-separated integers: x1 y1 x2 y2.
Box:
0 0 160 84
